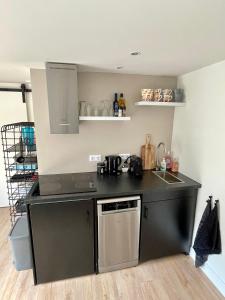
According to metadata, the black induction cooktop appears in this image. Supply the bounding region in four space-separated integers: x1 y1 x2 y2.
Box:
39 173 97 196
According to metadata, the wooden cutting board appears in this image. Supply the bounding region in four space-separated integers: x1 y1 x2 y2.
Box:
141 134 156 170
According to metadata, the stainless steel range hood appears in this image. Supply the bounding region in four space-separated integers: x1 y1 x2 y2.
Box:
45 62 79 134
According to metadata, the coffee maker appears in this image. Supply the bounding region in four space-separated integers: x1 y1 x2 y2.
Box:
105 155 122 175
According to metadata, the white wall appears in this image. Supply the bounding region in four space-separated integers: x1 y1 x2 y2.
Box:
31 70 176 174
172 60 225 296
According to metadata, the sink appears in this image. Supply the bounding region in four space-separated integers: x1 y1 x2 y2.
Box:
153 171 184 184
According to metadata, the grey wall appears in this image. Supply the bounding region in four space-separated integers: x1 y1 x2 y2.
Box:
31 70 176 174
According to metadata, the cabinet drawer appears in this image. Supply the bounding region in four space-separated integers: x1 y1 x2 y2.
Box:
142 188 198 203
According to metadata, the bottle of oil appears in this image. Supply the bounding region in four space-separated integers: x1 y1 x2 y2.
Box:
123 95 126 117
118 93 126 117
113 93 119 117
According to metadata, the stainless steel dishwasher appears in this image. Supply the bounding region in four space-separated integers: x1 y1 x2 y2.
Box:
97 196 141 273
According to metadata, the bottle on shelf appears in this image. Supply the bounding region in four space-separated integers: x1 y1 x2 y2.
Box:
122 93 126 116
118 107 123 117
123 100 126 117
118 93 123 107
118 93 126 117
113 93 119 117
118 93 123 117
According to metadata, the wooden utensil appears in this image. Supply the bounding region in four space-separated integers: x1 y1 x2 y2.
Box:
141 134 156 170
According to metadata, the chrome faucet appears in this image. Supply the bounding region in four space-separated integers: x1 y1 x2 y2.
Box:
156 142 166 170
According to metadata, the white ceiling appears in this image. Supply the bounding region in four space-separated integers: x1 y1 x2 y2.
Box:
1 0 225 81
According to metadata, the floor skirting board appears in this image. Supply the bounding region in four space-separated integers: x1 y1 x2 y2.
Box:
190 249 225 297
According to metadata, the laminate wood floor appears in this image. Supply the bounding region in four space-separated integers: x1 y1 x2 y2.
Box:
0 207 224 300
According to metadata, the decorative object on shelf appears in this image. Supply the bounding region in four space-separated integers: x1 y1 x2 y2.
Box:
140 88 184 104
141 89 154 101
174 89 184 102
162 89 173 102
1 122 38 227
154 89 163 102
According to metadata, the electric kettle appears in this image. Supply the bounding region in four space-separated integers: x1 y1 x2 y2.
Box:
105 155 122 175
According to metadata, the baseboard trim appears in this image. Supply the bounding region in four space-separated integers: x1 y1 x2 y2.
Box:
190 250 225 297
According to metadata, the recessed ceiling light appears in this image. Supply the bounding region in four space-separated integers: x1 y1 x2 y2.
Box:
116 66 124 69
130 51 141 56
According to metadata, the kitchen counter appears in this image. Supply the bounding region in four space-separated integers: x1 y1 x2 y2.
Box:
27 170 201 284
26 170 201 204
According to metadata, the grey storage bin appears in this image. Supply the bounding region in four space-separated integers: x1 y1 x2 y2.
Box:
9 215 32 271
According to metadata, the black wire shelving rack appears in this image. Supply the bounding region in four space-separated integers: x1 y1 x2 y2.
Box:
1 122 38 227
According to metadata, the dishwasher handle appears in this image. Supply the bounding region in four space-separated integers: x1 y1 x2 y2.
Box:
97 196 140 205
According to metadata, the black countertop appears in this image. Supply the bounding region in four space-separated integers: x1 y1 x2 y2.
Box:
26 171 201 205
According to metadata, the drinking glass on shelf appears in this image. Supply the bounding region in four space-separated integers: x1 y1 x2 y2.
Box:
106 100 113 116
86 103 92 116
100 100 109 116
80 101 88 116
93 106 99 116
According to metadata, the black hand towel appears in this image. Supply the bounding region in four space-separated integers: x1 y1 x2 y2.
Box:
193 198 222 267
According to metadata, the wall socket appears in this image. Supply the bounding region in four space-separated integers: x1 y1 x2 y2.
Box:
89 155 102 162
119 153 131 161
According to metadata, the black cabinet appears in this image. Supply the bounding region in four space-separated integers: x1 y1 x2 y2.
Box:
29 199 95 284
140 191 197 262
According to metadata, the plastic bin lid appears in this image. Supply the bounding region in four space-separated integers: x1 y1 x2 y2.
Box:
9 215 29 239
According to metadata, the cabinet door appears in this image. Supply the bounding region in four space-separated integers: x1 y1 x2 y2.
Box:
140 197 196 262
29 199 94 284
46 62 79 134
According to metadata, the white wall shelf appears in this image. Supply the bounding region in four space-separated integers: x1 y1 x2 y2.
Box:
79 116 131 121
135 101 185 107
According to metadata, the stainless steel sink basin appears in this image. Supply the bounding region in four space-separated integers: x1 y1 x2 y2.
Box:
153 171 184 184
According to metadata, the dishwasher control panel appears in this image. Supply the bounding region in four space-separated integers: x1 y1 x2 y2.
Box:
102 199 138 212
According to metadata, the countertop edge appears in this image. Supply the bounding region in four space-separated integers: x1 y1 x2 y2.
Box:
25 171 201 205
